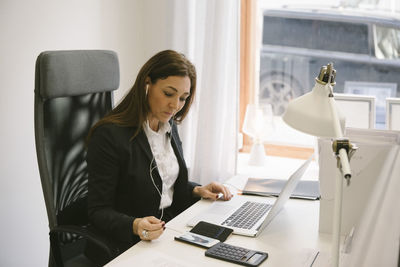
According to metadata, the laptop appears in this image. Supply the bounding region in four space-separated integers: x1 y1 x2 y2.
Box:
187 156 313 237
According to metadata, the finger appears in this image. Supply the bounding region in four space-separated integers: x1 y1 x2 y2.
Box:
222 186 233 200
211 182 223 193
139 229 150 240
217 184 229 198
217 185 227 197
146 216 162 224
202 188 218 200
141 225 165 241
142 217 164 231
149 227 165 240
211 183 226 199
227 190 233 199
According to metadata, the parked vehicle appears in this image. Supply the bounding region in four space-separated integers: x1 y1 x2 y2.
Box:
260 8 400 127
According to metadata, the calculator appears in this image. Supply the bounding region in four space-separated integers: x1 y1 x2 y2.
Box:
205 242 268 266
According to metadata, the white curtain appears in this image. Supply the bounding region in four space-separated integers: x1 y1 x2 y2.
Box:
139 0 239 185
170 0 240 185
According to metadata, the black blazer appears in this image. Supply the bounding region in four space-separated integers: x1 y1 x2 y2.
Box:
86 122 199 252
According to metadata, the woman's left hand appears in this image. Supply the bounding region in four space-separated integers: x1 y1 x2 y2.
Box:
193 182 233 201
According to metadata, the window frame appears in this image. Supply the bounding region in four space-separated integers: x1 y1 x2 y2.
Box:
240 0 314 160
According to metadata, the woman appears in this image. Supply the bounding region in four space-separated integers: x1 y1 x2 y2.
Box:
86 50 232 256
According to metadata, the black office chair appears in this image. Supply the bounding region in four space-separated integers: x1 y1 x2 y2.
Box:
34 50 120 267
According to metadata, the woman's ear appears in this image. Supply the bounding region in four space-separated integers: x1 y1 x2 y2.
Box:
145 77 151 96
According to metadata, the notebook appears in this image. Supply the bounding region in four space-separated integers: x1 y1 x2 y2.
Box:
242 178 320 200
187 156 312 237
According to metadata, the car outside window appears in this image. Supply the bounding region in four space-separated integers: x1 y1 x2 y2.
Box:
263 16 369 54
260 11 400 133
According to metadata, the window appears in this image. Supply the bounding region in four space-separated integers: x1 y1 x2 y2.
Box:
239 1 314 160
240 3 400 162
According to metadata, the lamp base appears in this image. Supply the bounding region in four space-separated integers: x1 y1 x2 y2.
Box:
248 143 266 166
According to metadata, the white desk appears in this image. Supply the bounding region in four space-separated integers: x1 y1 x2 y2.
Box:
106 196 331 267
106 155 335 267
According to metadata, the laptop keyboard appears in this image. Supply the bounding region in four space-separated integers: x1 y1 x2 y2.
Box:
221 201 271 229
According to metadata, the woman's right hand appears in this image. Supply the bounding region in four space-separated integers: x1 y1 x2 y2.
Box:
133 216 165 241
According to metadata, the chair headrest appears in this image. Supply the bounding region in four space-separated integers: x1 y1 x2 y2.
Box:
35 50 120 99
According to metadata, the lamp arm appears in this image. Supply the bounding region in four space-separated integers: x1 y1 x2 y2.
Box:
328 91 344 139
328 90 353 267
328 94 352 178
338 148 351 179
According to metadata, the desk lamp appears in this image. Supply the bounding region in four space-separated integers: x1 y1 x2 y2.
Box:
282 63 357 267
242 103 274 165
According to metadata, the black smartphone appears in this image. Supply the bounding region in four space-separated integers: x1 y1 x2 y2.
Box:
174 232 220 248
190 221 234 242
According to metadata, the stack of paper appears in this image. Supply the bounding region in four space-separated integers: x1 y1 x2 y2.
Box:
242 178 320 200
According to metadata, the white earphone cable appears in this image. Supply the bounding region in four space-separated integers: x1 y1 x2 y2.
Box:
149 156 164 220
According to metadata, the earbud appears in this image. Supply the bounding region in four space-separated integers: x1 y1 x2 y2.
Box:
145 84 149 96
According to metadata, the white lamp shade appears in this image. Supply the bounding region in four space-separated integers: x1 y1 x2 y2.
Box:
242 104 274 140
282 82 346 138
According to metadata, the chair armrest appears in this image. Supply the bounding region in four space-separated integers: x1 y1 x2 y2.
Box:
50 224 119 259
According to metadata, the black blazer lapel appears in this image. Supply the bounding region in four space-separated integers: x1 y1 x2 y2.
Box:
136 130 154 161
135 130 164 193
170 124 189 190
170 125 186 170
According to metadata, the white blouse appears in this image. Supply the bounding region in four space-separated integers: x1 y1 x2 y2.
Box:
143 121 179 209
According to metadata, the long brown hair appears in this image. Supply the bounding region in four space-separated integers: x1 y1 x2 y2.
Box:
87 50 197 141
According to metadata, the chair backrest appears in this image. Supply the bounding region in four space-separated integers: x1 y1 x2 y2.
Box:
386 97 400 130
34 50 119 231
334 93 376 129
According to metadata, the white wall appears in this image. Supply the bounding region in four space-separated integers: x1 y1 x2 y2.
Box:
0 0 151 266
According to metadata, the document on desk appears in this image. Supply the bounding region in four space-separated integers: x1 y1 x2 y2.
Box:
242 178 320 200
106 250 195 267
